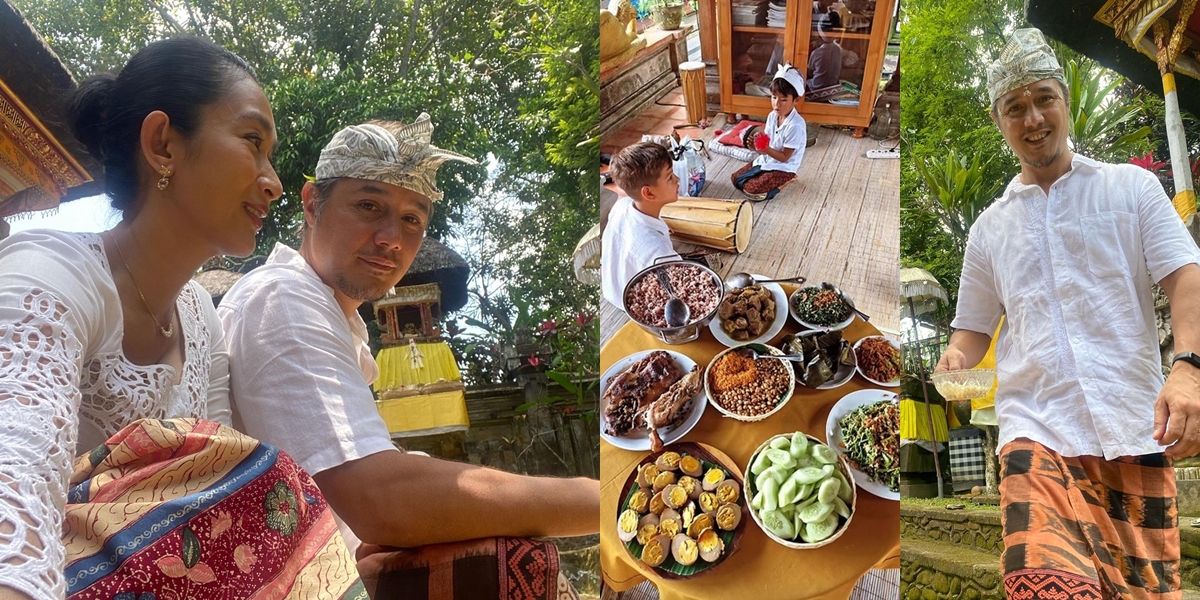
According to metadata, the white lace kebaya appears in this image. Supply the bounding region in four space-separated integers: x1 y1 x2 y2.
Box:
0 230 230 599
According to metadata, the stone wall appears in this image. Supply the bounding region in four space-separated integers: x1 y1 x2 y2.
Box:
901 553 1003 600
901 506 1003 556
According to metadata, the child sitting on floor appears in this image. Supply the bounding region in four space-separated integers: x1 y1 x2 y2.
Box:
731 63 808 201
602 142 682 310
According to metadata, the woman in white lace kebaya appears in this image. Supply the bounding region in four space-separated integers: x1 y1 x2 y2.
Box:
0 38 364 600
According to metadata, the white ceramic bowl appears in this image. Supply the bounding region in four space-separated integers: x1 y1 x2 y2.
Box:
788 285 856 332
852 336 902 387
709 280 789 348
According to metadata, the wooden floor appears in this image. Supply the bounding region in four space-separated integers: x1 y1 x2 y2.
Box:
601 114 900 346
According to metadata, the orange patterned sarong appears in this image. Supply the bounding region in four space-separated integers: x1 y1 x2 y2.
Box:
63 418 367 599
999 438 1180 600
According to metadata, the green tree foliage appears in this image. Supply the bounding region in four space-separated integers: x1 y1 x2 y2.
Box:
912 150 1004 256
15 0 598 354
900 0 1022 305
1061 54 1152 163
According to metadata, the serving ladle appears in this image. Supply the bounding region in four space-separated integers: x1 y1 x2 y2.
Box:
821 281 871 322
726 272 807 289
657 270 690 327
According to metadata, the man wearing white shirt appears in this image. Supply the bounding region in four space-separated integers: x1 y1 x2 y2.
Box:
219 115 599 594
935 29 1200 600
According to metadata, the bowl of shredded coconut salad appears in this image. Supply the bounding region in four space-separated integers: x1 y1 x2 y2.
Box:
826 390 899 500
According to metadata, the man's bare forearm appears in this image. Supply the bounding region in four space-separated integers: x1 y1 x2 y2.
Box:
315 451 600 548
1162 264 1200 355
936 329 993 372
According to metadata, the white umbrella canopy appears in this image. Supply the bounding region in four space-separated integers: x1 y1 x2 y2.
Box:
900 267 948 315
573 223 601 286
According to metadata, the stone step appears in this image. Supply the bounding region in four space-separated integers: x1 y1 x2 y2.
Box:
901 505 1003 556
900 537 1004 600
903 536 1200 600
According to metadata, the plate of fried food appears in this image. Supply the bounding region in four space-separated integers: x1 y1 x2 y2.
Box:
616 443 747 578
601 350 707 452
826 390 899 500
709 277 788 347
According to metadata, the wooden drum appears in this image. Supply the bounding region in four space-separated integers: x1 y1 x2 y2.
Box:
679 61 708 125
660 197 753 253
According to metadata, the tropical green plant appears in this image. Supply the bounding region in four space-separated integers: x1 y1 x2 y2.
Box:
912 150 1004 255
1062 55 1153 162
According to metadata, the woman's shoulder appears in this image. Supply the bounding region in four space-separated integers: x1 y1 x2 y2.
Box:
0 229 106 269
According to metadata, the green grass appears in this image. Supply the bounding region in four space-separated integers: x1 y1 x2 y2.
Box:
900 496 1000 510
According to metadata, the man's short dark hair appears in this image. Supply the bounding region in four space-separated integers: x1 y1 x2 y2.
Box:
299 178 342 238
609 142 673 199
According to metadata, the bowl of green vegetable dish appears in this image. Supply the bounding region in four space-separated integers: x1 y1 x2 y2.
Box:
789 285 855 332
743 432 857 549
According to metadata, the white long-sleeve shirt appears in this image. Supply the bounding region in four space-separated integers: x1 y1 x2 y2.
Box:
601 197 681 310
0 230 229 599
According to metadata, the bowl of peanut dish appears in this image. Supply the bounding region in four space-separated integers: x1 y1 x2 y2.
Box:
703 343 796 422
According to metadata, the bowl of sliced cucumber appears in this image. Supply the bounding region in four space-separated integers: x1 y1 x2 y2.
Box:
743 432 857 549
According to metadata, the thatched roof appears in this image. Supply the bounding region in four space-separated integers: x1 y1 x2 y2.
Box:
193 269 244 299
1027 0 1200 118
0 0 102 216
397 237 469 312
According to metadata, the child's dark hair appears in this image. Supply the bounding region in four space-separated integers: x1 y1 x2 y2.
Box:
608 142 673 199
67 36 258 216
771 71 801 99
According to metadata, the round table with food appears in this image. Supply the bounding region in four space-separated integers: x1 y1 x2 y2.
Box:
601 261 901 600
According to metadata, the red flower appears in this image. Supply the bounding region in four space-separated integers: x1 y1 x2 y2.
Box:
1130 152 1168 172
527 356 541 367
754 133 771 152
575 312 594 326
538 319 558 334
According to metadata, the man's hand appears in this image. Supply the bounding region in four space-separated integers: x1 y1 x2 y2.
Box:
1154 361 1200 459
935 346 968 373
936 329 992 374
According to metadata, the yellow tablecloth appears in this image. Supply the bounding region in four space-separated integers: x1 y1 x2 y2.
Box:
600 314 900 600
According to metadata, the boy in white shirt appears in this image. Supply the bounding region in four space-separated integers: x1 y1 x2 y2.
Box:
731 63 808 201
601 142 682 310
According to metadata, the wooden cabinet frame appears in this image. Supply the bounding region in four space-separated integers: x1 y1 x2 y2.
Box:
713 0 896 133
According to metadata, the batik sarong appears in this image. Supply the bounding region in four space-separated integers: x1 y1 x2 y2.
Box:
356 537 579 600
730 163 795 199
63 418 367 599
999 438 1180 600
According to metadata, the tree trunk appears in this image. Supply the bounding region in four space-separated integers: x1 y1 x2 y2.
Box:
983 425 999 494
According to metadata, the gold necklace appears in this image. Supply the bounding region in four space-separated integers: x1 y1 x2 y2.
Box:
106 231 175 338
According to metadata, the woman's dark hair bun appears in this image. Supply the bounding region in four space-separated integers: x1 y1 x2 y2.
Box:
67 72 118 161
63 37 258 214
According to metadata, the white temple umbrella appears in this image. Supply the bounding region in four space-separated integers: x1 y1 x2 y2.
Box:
573 223 602 285
901 268 949 498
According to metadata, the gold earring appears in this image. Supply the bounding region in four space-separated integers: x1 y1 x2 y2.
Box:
157 165 172 190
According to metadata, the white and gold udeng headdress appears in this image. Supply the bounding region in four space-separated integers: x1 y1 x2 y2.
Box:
985 28 1065 108
315 113 477 201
